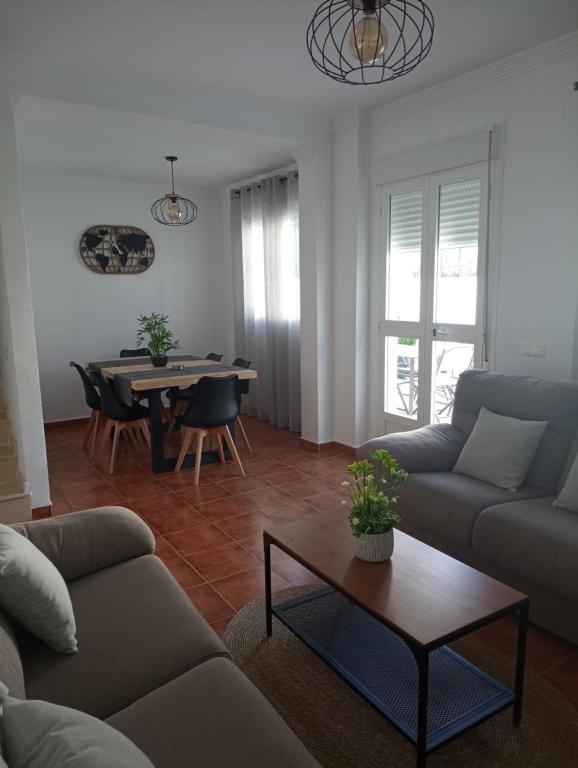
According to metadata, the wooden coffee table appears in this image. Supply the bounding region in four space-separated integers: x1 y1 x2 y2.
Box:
263 513 528 768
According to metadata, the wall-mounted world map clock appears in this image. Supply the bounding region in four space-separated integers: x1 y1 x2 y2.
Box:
79 225 155 274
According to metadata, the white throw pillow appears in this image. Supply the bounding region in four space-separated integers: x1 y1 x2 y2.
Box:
0 683 154 768
453 407 547 492
554 453 578 512
0 525 77 653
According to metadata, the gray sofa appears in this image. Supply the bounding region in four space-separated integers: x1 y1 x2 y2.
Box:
0 507 320 768
359 369 578 645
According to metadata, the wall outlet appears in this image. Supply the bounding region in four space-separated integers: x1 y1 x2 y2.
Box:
521 342 546 357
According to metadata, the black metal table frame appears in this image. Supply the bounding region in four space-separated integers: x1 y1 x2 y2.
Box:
263 534 529 768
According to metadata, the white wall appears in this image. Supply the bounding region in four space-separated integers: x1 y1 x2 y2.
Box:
21 172 227 422
0 83 50 509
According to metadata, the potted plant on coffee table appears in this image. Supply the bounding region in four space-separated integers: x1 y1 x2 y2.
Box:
342 450 408 563
137 313 180 368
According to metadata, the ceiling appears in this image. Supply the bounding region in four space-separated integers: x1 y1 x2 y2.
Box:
3 0 578 185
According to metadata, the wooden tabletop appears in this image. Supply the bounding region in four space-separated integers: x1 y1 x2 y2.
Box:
265 513 527 650
88 356 257 392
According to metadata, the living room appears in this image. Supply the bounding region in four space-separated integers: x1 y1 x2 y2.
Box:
0 1 577 766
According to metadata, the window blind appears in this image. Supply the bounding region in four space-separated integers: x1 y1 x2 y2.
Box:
438 178 481 248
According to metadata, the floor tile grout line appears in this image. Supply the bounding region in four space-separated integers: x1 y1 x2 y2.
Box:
540 648 578 675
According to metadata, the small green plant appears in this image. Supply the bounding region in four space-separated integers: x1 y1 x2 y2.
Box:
137 313 180 357
342 450 408 537
398 337 417 346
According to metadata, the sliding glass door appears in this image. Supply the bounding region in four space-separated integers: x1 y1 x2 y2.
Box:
378 164 488 429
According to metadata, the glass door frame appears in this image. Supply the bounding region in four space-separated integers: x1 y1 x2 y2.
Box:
377 162 489 430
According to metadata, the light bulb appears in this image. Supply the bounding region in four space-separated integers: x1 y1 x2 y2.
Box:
167 199 181 223
349 13 387 64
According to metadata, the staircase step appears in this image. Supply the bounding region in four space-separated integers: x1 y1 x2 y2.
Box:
0 478 24 497
0 420 11 443
0 491 31 523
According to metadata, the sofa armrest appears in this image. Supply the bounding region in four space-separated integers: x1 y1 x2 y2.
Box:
11 507 155 582
357 423 466 473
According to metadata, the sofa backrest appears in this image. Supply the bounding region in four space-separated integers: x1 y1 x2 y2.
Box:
452 369 578 494
0 608 25 699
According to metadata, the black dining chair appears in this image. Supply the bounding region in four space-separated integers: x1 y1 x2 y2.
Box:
231 357 252 453
167 351 224 431
175 375 244 483
69 362 102 457
120 348 151 358
92 370 151 474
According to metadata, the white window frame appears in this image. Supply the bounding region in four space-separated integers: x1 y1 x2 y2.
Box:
375 162 490 432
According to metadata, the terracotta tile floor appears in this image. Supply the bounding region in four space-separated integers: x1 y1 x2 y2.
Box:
42 416 578 711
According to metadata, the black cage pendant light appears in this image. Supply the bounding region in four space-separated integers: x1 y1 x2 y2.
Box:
151 156 197 226
307 0 434 85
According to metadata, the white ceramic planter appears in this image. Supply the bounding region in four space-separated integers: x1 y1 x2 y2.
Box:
353 529 394 563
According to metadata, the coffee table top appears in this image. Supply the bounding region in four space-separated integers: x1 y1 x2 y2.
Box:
264 513 527 650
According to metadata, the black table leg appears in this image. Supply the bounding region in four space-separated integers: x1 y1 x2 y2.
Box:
514 601 529 727
414 648 429 768
264 535 272 637
148 390 166 473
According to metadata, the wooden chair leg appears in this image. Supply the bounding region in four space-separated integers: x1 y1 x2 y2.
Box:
236 416 252 452
175 428 194 472
83 411 95 450
109 423 122 474
140 420 151 448
222 425 245 477
193 430 206 485
90 411 100 458
216 433 225 464
99 419 113 456
126 427 140 452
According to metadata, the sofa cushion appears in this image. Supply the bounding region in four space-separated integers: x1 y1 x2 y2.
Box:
18 555 228 717
0 688 154 768
473 497 578 601
452 369 578 494
0 609 24 699
0 524 77 654
554 451 578 512
453 407 547 491
398 472 544 547
107 657 321 768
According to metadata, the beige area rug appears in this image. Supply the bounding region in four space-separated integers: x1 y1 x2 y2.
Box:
223 587 578 768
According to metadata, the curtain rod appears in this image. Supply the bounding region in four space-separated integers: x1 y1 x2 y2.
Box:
228 162 298 191
230 171 299 197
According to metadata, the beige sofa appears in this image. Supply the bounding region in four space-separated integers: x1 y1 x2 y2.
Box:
0 507 320 768
359 369 578 645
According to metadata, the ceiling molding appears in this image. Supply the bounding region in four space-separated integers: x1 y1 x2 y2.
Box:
372 30 578 127
292 144 315 164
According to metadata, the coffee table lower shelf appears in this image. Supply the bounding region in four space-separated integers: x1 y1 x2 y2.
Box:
272 587 514 753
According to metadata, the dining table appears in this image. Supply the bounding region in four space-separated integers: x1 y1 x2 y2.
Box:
87 355 258 473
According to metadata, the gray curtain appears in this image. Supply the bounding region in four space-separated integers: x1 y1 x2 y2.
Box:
230 173 300 431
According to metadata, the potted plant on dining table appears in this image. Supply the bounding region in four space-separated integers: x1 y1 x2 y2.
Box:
342 450 408 563
137 313 180 368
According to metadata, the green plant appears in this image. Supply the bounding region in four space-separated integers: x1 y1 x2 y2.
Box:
342 450 408 536
398 337 417 346
136 313 180 357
